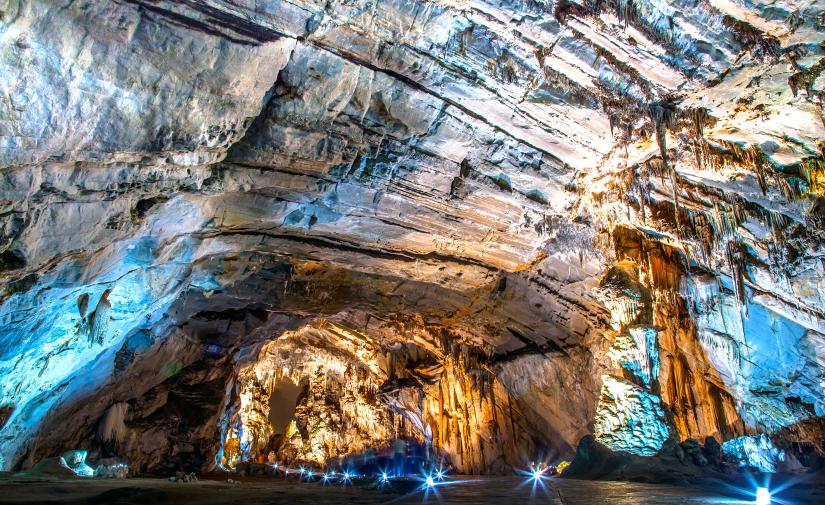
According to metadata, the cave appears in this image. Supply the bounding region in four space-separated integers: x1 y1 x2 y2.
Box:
1 0 825 503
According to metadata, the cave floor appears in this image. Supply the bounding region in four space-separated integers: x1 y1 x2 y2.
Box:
0 474 822 504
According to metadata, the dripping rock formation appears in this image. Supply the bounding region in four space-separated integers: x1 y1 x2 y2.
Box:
0 0 824 483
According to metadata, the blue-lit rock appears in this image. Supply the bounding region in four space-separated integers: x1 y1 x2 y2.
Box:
594 375 670 456
721 434 793 473
60 450 94 477
607 327 659 388
687 274 825 431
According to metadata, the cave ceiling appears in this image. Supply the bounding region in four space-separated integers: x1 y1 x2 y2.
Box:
0 0 824 474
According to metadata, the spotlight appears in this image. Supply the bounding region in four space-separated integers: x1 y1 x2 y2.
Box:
322 473 330 482
381 472 389 482
434 468 445 481
525 461 548 482
425 476 434 487
299 467 306 476
755 487 771 505
342 471 351 481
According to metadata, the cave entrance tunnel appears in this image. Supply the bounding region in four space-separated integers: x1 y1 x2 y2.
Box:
215 319 563 476
268 380 303 445
221 378 303 468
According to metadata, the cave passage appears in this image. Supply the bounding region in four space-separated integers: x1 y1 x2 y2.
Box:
268 381 302 437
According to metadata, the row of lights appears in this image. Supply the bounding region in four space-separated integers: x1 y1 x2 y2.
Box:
268 463 447 489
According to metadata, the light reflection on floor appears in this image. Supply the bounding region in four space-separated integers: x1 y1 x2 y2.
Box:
1 474 823 504
386 476 822 505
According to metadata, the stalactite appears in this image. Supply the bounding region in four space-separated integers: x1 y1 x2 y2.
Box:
86 290 112 347
689 107 708 138
649 100 681 232
725 240 748 316
788 56 825 98
721 15 780 59
438 380 445 449
553 0 597 25
611 0 640 27
801 154 825 197
692 139 773 195
684 107 715 173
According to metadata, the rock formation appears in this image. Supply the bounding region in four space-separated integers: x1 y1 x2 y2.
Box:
0 0 823 476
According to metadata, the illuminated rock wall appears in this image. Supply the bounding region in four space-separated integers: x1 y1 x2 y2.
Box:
0 0 823 475
226 321 547 474
383 352 543 474
231 325 407 467
594 375 670 456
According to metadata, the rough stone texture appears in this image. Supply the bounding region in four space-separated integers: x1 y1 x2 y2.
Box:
594 374 670 455
231 323 412 467
0 0 824 476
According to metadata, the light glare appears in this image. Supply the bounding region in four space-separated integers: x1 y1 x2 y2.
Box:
528 463 546 481
755 487 771 505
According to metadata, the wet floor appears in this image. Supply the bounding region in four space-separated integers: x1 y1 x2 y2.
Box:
0 475 822 504
389 476 819 504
